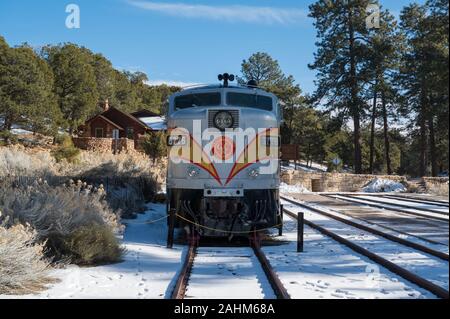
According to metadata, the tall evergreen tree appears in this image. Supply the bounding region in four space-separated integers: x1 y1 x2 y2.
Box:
42 44 99 133
399 1 448 176
363 8 404 175
309 0 373 174
0 38 60 136
238 52 302 144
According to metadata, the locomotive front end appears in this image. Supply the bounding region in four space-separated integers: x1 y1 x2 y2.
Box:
166 78 282 237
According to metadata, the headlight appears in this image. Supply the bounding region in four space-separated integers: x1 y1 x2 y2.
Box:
167 135 187 146
260 136 279 147
187 166 199 177
214 111 234 130
248 169 259 178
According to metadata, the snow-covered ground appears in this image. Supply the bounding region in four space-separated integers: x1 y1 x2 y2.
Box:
363 178 407 193
353 195 449 215
282 161 328 173
281 198 449 292
185 247 275 299
2 200 447 299
332 195 449 221
2 204 183 299
263 215 434 299
280 182 310 194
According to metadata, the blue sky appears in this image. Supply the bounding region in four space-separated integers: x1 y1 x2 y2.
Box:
0 0 424 94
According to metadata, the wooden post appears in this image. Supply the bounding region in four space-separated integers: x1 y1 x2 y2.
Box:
297 212 304 253
278 204 284 236
167 208 175 248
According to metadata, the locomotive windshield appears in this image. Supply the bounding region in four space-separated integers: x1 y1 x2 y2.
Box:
226 93 273 111
175 93 221 109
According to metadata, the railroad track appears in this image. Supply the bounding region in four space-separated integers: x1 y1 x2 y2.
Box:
353 193 449 207
171 236 290 299
281 196 448 260
324 194 449 221
343 194 450 215
281 198 449 299
377 194 449 208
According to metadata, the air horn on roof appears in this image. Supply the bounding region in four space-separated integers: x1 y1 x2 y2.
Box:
218 73 235 87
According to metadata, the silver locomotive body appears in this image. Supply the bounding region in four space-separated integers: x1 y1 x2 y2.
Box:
166 84 282 237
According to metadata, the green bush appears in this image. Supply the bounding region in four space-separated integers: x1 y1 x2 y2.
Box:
0 130 18 145
141 131 166 162
51 135 80 163
57 224 123 265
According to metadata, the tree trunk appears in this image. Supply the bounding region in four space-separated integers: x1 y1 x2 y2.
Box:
369 82 378 174
348 8 362 174
428 107 438 177
381 90 392 175
419 82 428 177
419 113 428 177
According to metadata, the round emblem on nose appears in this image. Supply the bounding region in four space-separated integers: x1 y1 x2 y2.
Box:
213 111 234 130
212 136 235 161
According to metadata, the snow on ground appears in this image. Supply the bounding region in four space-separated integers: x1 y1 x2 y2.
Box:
185 247 275 299
280 182 310 194
281 199 449 291
263 215 434 299
284 197 449 254
363 178 407 193
11 128 33 135
282 161 328 173
2 204 183 299
353 195 449 215
333 195 449 221
2 199 446 299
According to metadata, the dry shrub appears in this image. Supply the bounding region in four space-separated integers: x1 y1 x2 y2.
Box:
0 146 55 177
0 179 123 265
56 224 123 265
51 135 80 164
0 221 52 294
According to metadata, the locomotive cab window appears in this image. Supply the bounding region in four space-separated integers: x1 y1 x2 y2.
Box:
175 93 221 109
226 93 273 111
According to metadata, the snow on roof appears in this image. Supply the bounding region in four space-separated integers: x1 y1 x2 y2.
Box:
138 116 167 131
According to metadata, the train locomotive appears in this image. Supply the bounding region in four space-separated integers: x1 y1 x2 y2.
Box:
166 74 282 238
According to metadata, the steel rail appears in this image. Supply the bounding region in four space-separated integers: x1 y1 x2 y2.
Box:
343 194 449 215
171 237 290 299
323 194 449 222
287 196 446 247
251 238 291 299
281 196 449 261
379 194 449 208
283 207 449 299
171 242 197 299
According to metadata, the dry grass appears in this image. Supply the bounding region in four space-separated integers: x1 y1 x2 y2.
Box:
0 221 53 295
0 179 123 265
0 145 165 293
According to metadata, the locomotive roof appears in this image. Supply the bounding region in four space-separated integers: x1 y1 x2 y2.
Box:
180 84 271 95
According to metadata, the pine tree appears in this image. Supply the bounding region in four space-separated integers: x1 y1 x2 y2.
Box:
363 8 404 175
399 1 449 176
238 52 302 144
42 44 99 134
309 0 373 174
0 38 60 136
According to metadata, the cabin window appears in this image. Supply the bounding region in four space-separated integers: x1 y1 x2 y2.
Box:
126 127 134 139
175 93 221 109
226 93 273 111
95 128 104 138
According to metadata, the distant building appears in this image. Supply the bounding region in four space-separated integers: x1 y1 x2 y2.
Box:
74 100 166 152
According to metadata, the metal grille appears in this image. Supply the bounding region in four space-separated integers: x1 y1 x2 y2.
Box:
208 110 240 129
